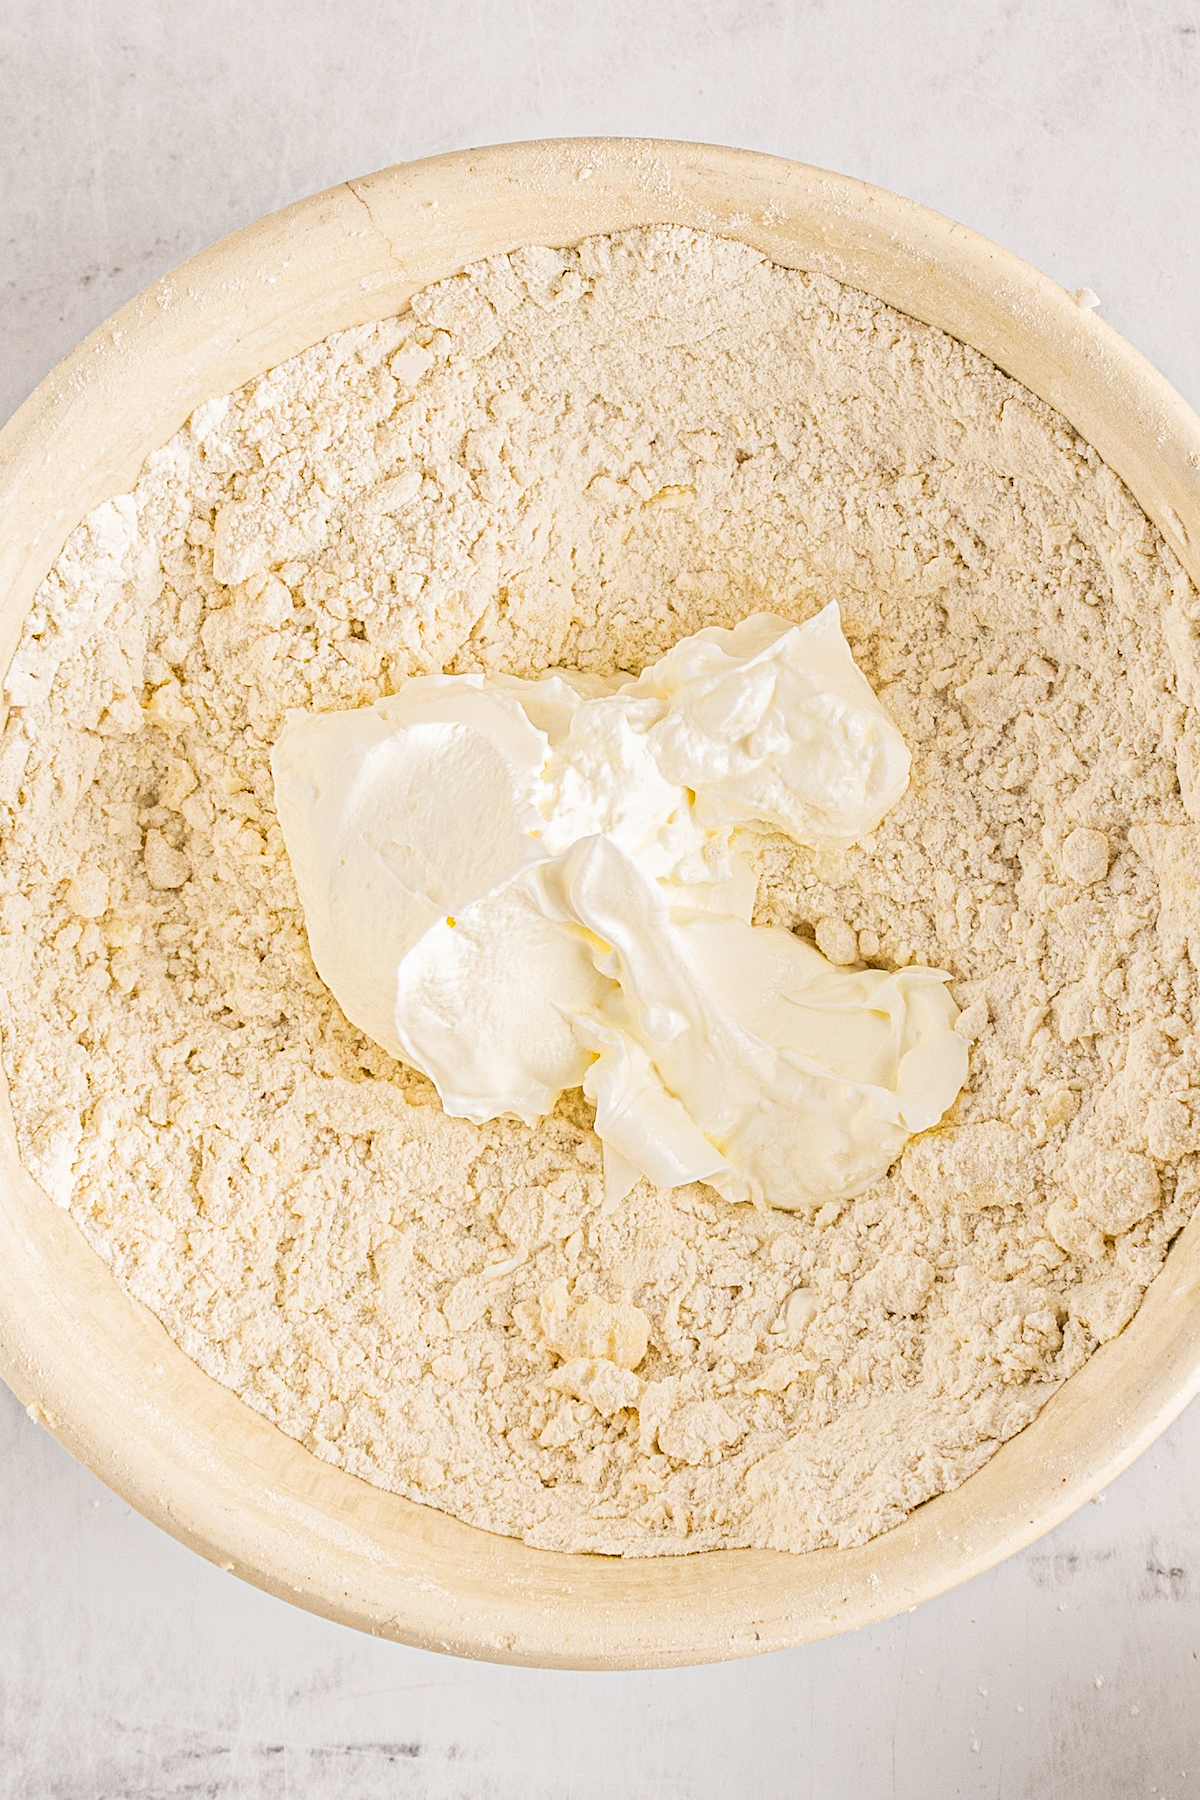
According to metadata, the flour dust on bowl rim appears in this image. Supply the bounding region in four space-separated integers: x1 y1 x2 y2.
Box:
1 138 1199 1670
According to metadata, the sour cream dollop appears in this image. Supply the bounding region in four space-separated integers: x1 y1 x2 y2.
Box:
271 605 967 1210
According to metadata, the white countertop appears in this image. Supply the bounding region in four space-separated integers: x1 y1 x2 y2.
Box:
3 2 1199 1793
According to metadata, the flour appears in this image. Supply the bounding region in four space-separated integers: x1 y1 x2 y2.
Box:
2 224 1198 1556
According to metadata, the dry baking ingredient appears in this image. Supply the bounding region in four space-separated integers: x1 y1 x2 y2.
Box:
1 225 1198 1557
271 606 966 1212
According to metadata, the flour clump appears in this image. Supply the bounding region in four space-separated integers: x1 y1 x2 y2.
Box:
1 225 1196 1556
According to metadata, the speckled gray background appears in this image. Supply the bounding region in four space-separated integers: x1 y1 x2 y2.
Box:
2 2 1199 1794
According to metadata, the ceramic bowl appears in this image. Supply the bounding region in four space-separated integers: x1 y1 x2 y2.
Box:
2 139 1199 1669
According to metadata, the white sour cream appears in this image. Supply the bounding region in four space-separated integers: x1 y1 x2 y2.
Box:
271 605 967 1210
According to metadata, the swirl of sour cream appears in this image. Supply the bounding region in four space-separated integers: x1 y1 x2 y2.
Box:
271 605 967 1211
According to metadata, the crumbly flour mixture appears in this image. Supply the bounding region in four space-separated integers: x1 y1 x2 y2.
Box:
3 226 1198 1555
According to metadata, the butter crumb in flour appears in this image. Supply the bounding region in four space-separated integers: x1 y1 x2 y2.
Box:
1 225 1196 1557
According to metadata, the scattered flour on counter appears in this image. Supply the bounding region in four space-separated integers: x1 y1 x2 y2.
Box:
2 225 1199 1556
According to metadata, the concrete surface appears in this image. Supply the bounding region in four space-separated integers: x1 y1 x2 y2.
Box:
2 2 1199 1794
